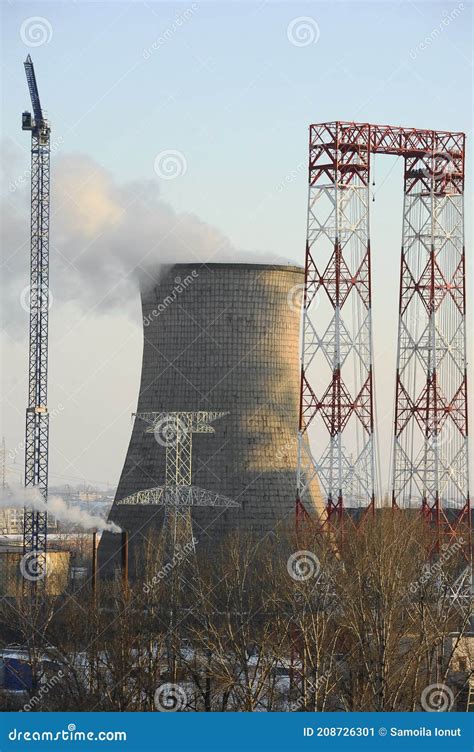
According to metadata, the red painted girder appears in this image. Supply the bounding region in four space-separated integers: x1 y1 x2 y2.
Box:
395 374 447 437
315 247 370 309
310 122 464 157
399 253 465 315
308 122 465 193
395 373 467 438
311 372 372 437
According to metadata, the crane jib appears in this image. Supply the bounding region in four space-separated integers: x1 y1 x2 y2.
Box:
24 55 44 128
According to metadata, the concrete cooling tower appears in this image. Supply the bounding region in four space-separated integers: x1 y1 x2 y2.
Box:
99 263 323 575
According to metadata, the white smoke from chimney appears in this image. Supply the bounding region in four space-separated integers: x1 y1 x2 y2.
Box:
0 485 121 534
1 140 285 332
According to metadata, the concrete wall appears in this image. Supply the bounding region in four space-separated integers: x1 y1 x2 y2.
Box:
99 263 323 575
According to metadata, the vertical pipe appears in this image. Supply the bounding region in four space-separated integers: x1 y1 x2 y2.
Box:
91 530 98 601
121 530 128 595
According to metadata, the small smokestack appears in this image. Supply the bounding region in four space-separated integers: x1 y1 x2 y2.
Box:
91 531 98 602
121 530 129 595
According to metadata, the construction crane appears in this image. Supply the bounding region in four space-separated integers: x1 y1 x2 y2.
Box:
21 55 51 571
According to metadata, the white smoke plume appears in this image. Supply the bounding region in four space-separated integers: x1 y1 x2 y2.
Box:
0 485 121 534
1 139 283 333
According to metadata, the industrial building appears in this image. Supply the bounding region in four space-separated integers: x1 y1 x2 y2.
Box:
0 539 69 597
99 263 324 575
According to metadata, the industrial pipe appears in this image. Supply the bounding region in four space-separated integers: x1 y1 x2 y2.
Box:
121 530 129 596
91 531 98 602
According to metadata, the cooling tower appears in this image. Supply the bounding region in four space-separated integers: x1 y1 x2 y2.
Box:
99 263 323 575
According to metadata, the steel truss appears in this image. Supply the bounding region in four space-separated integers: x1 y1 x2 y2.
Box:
129 411 237 554
297 122 470 563
22 56 50 565
392 131 469 557
118 485 239 509
125 411 238 681
297 122 374 532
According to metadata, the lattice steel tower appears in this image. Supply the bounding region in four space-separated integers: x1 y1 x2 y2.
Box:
118 411 240 555
118 411 240 680
21 55 51 561
392 129 469 549
297 122 375 530
297 122 470 555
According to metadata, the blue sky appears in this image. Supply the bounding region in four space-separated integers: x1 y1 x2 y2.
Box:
1 1 472 489
3 1 472 255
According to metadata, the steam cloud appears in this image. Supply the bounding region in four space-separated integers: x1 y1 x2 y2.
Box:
0 485 121 534
1 139 282 333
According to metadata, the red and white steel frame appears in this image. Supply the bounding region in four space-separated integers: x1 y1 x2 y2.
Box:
297 122 470 560
296 122 375 531
392 131 469 550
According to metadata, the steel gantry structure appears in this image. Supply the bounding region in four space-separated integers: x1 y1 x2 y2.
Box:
22 56 51 566
296 121 470 558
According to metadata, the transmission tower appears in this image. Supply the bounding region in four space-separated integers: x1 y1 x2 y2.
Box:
21 56 51 567
119 411 239 553
119 411 239 681
297 122 470 563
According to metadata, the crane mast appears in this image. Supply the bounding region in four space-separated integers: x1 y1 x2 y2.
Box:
22 55 50 566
